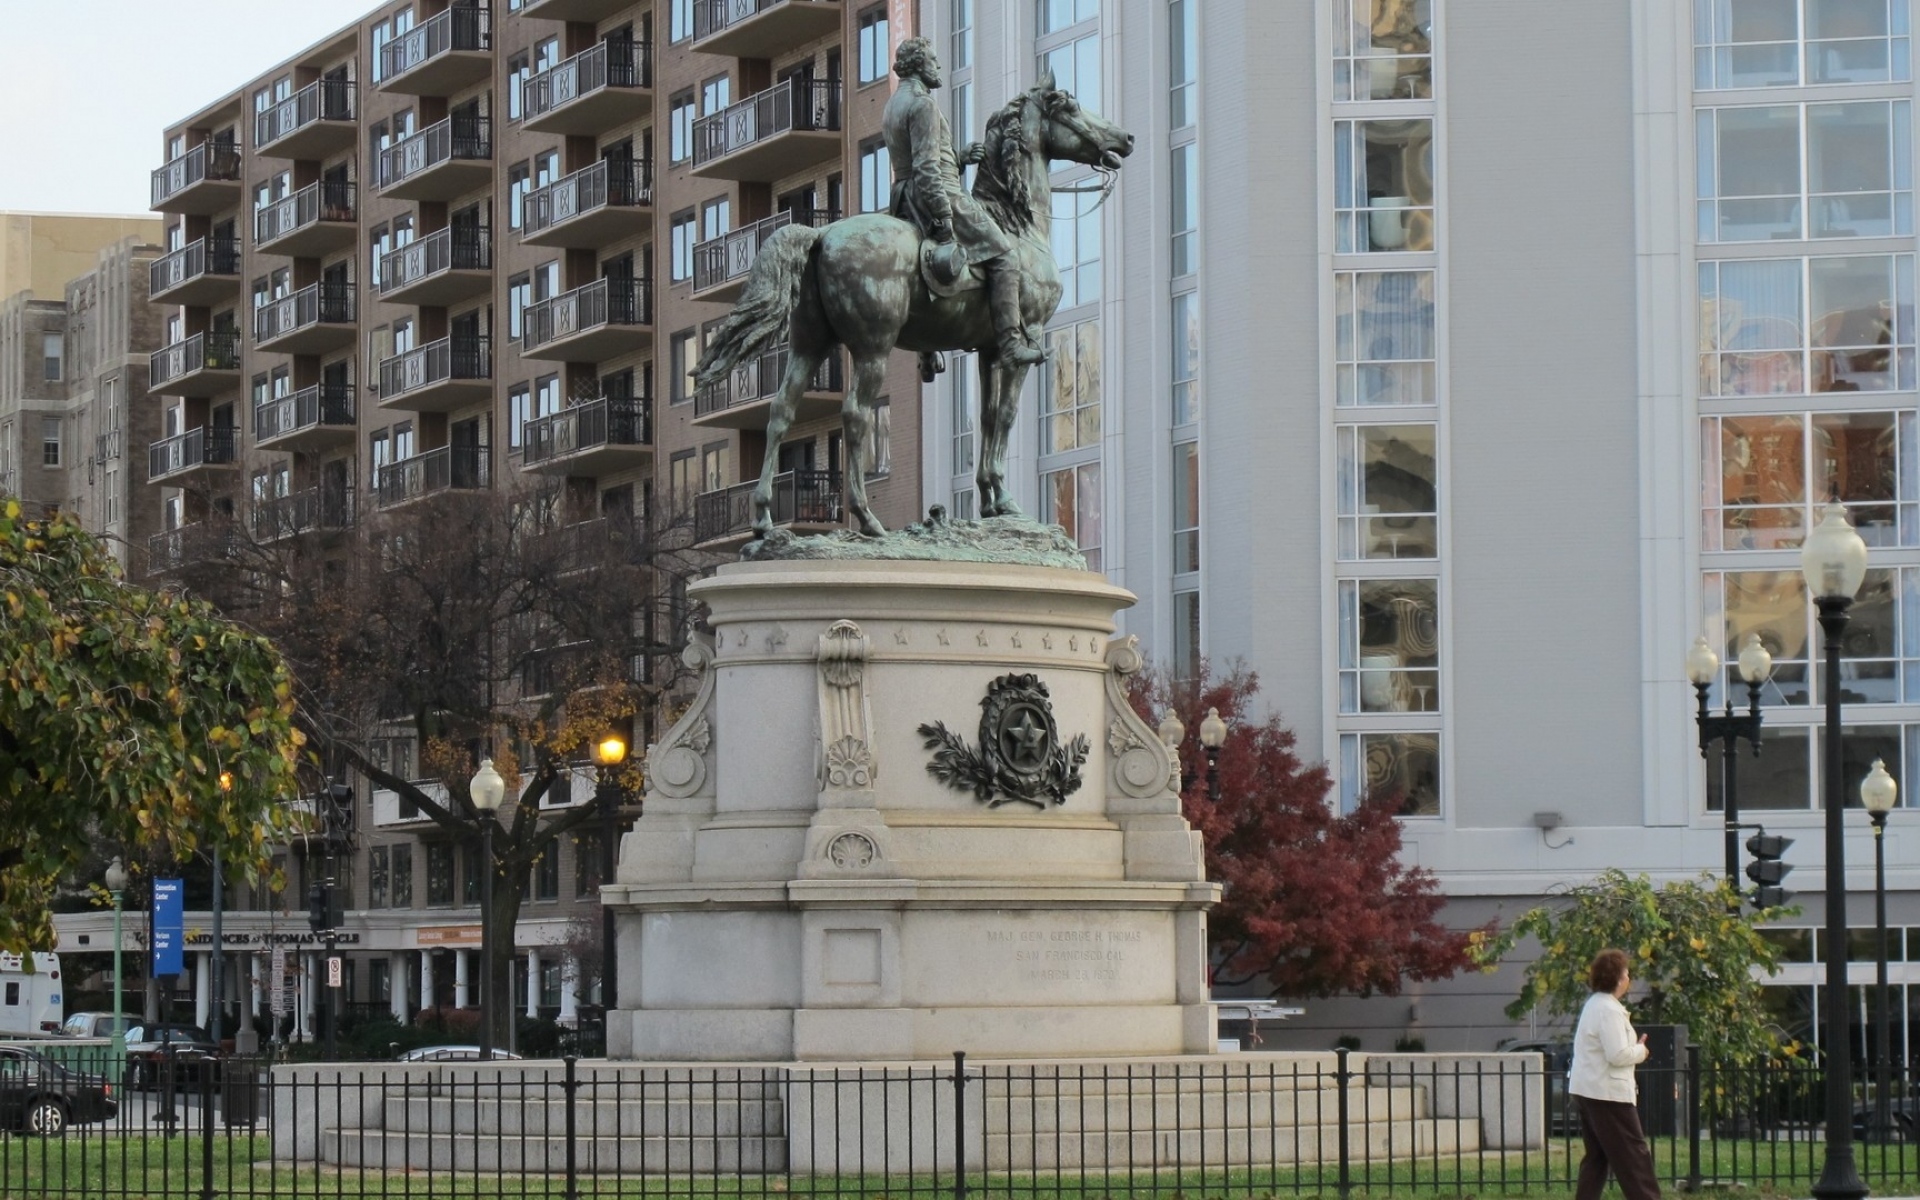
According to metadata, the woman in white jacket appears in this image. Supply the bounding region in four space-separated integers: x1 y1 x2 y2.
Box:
1568 948 1660 1200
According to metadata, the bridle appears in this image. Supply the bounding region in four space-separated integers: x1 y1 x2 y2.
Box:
1042 99 1123 209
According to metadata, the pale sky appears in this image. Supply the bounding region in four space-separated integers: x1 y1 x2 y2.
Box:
0 1 378 215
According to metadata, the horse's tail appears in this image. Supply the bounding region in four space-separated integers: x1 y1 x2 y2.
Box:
692 224 823 389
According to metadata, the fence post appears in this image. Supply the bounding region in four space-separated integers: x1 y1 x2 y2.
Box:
200 1054 217 1200
1685 1043 1702 1192
951 1051 968 1200
1335 1046 1352 1200
563 1055 581 1200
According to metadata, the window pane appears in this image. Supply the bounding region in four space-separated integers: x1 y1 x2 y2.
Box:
1338 578 1440 713
1173 588 1201 681
1341 731 1441 816
1723 569 1814 704
1707 724 1811 809
1708 413 1807 550
1173 440 1200 573
1171 291 1200 425
1335 270 1436 406
1332 0 1434 101
1337 424 1437 560
1334 119 1435 253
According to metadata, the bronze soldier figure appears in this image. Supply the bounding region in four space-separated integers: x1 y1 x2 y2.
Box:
883 36 1047 370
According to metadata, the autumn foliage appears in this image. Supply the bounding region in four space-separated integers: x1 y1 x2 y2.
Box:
1130 659 1483 999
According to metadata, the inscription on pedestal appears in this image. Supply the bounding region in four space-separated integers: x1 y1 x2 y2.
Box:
987 927 1145 984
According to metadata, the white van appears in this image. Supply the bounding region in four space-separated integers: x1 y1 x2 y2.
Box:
0 953 63 1036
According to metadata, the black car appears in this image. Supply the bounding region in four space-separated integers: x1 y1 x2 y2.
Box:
0 1046 117 1136
122 1023 219 1091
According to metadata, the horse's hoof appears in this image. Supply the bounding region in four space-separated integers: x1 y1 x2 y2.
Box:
858 517 888 538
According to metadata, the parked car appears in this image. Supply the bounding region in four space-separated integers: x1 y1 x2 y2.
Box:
396 1045 523 1063
0 1045 116 1135
1503 1040 1576 1136
60 1012 130 1039
122 1023 218 1091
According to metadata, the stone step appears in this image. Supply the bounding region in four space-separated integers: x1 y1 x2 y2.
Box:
974 1083 1430 1133
978 1116 1482 1171
327 1130 789 1174
382 1094 786 1137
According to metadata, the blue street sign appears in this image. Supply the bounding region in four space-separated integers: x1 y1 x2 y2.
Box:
152 878 184 977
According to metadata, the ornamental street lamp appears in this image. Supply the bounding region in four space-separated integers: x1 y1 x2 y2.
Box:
1199 707 1229 806
592 734 628 1016
470 759 507 1059
1862 758 1899 1143
1687 634 1773 892
104 857 128 1070
1803 500 1870 1200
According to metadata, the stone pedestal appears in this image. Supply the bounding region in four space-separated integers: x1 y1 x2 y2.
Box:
605 559 1219 1061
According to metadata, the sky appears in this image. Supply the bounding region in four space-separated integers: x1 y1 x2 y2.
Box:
0 1 377 215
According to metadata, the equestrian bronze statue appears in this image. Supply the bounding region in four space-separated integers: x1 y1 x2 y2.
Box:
693 37 1134 539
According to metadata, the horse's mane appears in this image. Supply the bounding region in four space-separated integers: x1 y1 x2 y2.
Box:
971 92 1042 236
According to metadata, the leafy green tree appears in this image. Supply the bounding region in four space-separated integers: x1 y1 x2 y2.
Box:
1476 868 1792 1064
0 501 303 950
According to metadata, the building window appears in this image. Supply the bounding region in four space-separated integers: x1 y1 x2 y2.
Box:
507 52 529 121
701 73 730 116
1698 101 1913 242
1042 461 1103 572
1699 253 1915 397
1339 731 1441 816
1696 0 1912 89
1173 440 1200 573
532 848 559 901
1334 119 1436 253
508 163 531 230
671 331 698 403
1332 0 1433 101
1170 143 1198 277
534 36 560 76
669 0 694 42
1338 578 1440 714
1336 424 1438 560
1172 587 1201 681
536 373 562 422
1051 191 1101 308
1334 270 1437 406
670 211 696 282
867 399 891 479
1171 290 1200 424
859 138 892 214
1170 0 1197 126
369 846 391 908
426 844 454 906
857 6 890 85
1042 319 1102 456
950 354 977 516
670 92 696 164
535 149 561 189
1705 410 1914 552
391 844 412 907
575 831 602 896
669 448 697 512
41 417 60 467
701 196 731 242
508 273 531 341
702 440 732 493
42 333 62 382
952 0 973 70
508 382 531 450
534 260 560 303
1041 0 1099 35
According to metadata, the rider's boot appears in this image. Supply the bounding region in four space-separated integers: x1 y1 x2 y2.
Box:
988 258 1046 368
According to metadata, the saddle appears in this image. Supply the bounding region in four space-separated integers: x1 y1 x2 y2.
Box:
919 237 987 300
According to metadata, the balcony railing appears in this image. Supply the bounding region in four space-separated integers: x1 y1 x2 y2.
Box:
523 277 651 354
693 79 840 170
523 159 652 240
254 382 355 443
378 336 491 400
149 330 241 391
523 38 650 121
148 425 238 481
378 116 491 192
381 4 491 83
147 523 233 573
694 469 842 543
523 396 652 466
148 237 240 299
255 179 356 247
693 0 844 56
379 226 491 297
695 345 843 418
251 486 355 540
255 78 356 149
151 140 241 210
375 444 491 508
693 208 836 295
254 280 355 344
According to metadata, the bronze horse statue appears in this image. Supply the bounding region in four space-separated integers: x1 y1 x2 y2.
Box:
693 76 1134 538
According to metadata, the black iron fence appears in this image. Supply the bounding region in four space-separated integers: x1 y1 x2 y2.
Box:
9 1048 1920 1198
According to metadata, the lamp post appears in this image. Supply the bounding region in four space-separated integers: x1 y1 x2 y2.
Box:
1803 500 1870 1200
211 771 231 1049
1686 633 1773 891
470 759 507 1059
1199 707 1228 805
104 857 128 1071
1862 758 1898 1144
593 734 628 1019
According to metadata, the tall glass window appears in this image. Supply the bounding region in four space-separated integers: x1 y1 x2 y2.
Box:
1697 101 1912 242
1701 410 1917 551
1173 440 1200 572
1051 191 1102 308
1334 270 1437 406
1332 0 1434 101
1336 424 1439 560
1334 119 1436 253
1170 143 1198 277
1698 253 1915 396
1170 0 1197 128
1696 0 1912 89
1171 290 1200 424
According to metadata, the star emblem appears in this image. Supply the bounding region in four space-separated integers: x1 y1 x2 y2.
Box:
1001 708 1049 770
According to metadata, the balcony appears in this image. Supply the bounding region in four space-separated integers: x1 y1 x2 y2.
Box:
148 425 238 484
522 277 651 361
378 116 491 202
255 180 356 257
254 281 356 354
692 79 841 182
375 443 490 508
379 4 491 95
148 237 240 306
522 160 652 249
371 778 444 827
693 0 842 59
147 523 234 575
379 226 491 306
693 207 836 302
523 39 651 135
694 346 843 429
255 78 357 159
695 470 843 547
151 140 242 214
149 331 241 397
250 486 355 541
254 382 357 452
377 336 491 413
522 395 652 476
522 0 631 21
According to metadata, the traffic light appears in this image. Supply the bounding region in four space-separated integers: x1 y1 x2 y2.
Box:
1746 831 1795 910
307 881 330 935
322 781 354 845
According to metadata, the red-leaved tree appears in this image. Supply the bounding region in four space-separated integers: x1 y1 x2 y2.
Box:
1130 659 1487 998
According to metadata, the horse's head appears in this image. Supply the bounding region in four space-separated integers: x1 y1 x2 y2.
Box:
1030 70 1134 171
975 75 1135 234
